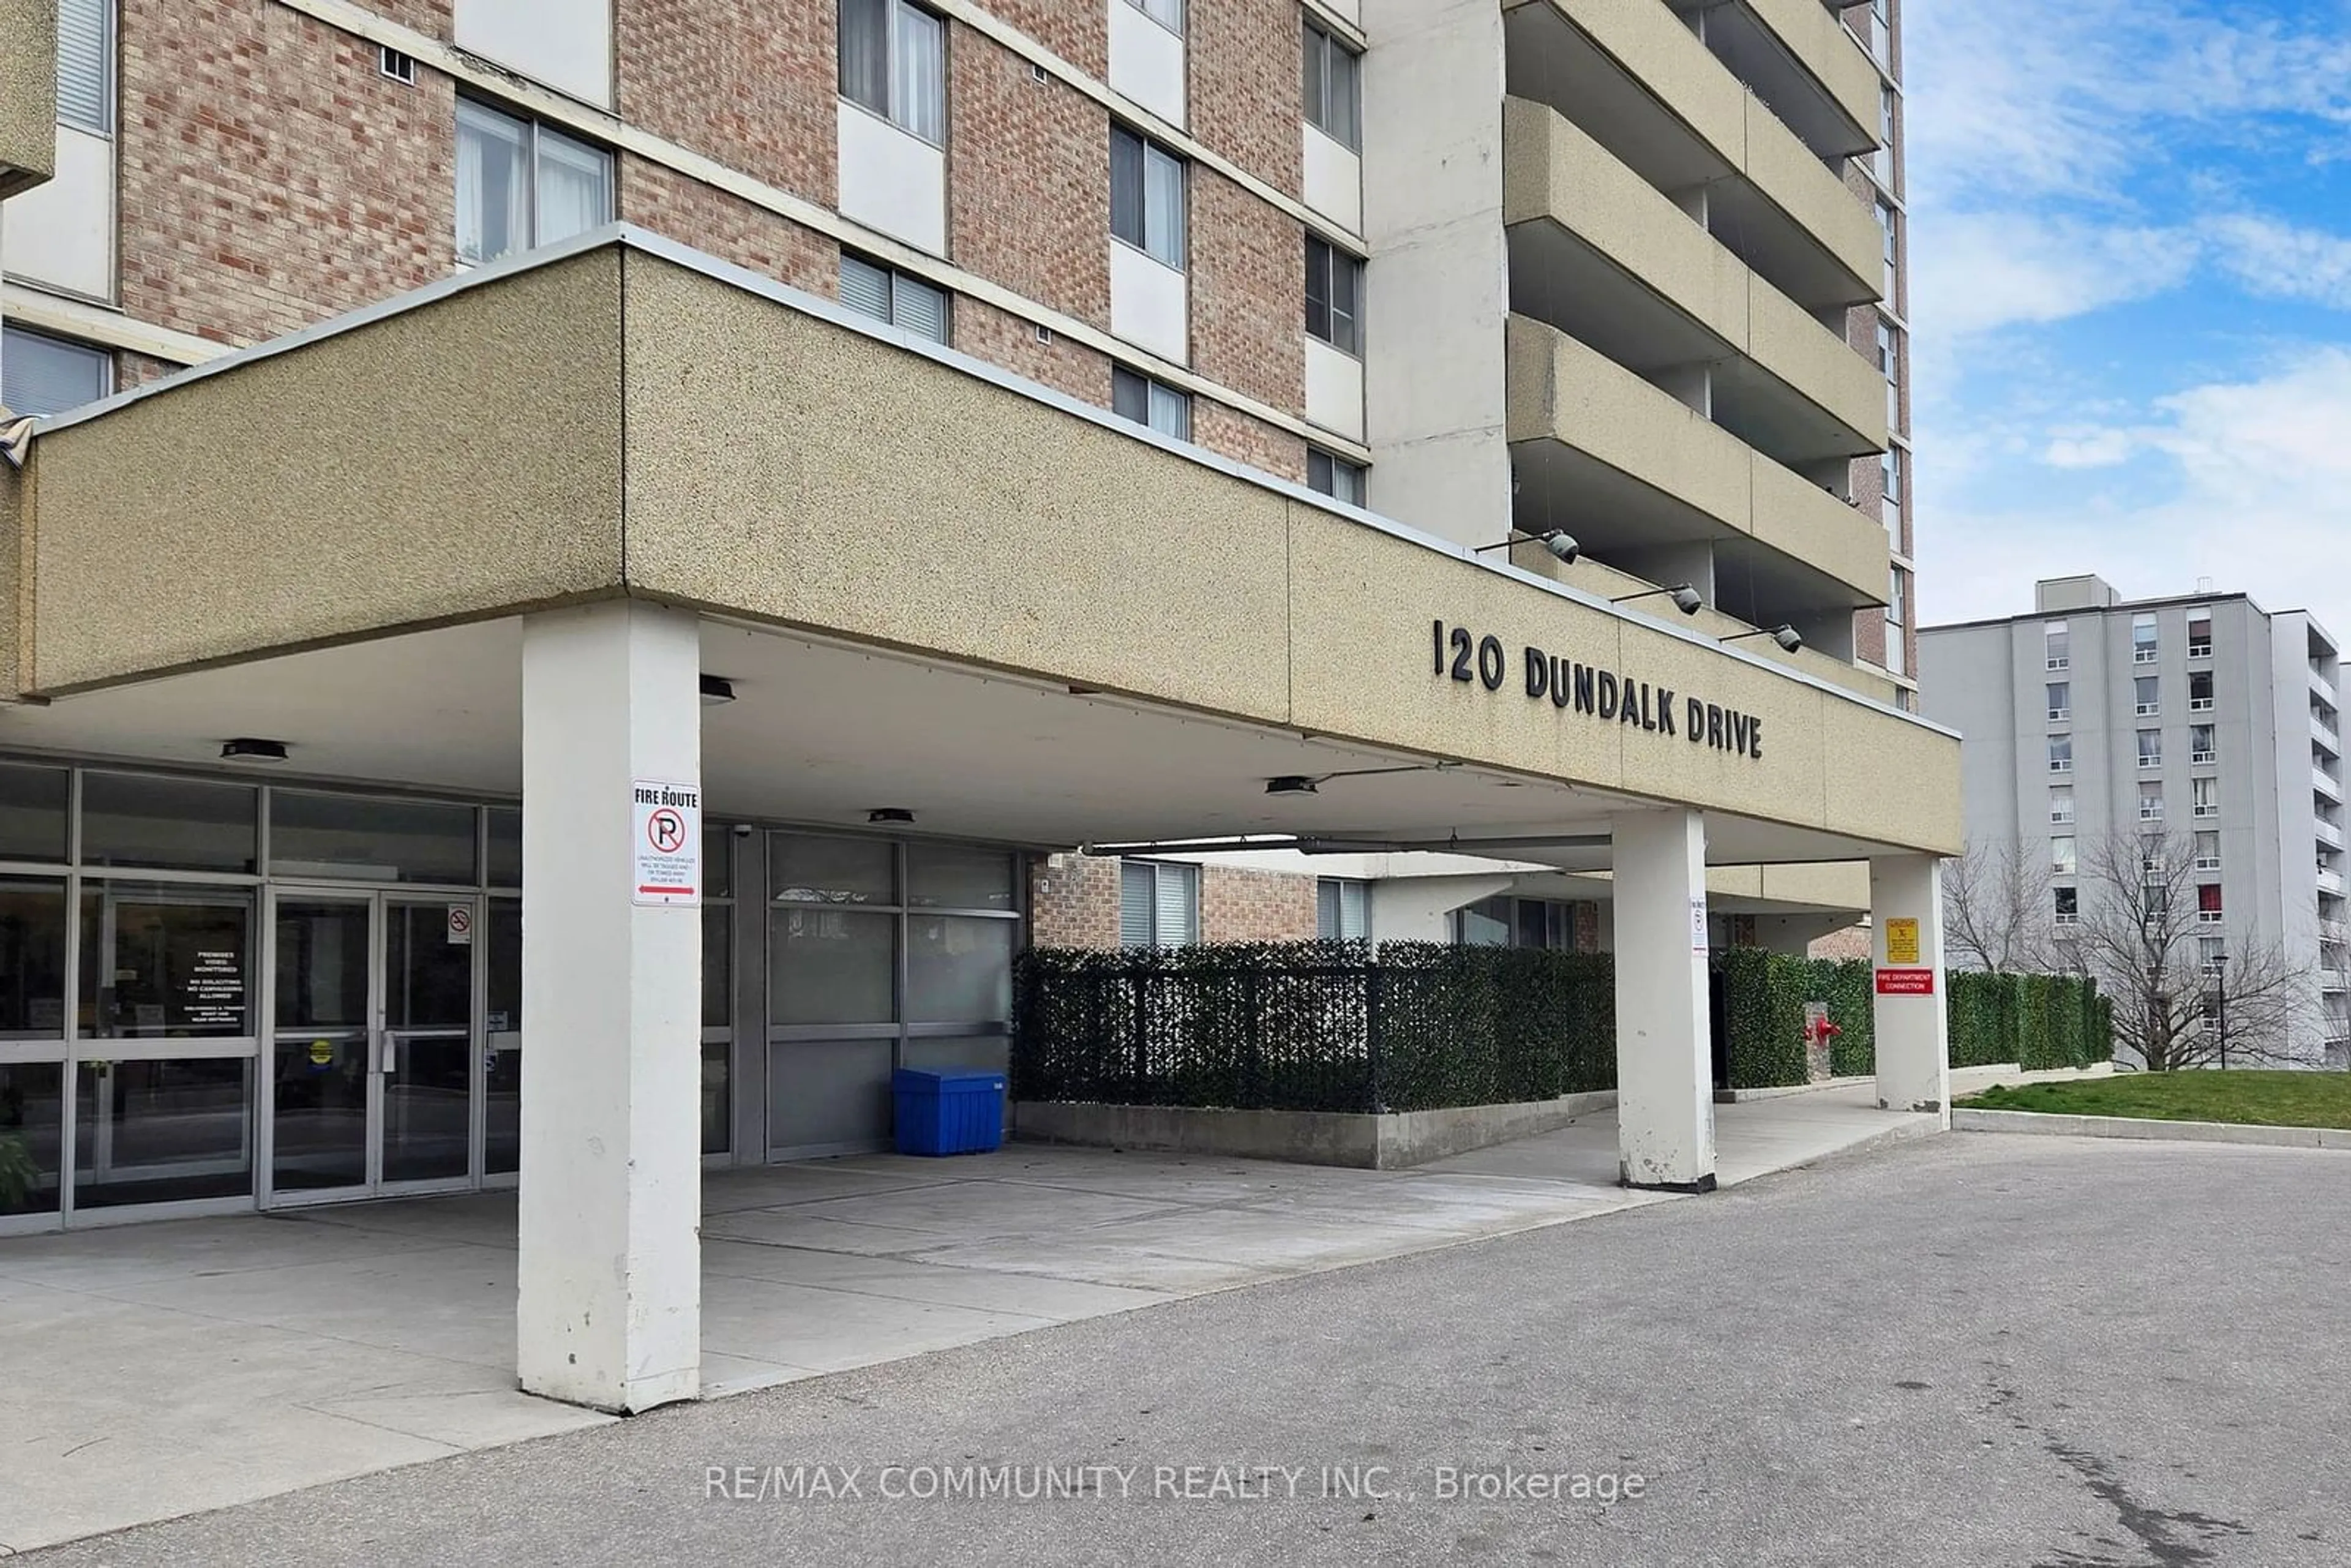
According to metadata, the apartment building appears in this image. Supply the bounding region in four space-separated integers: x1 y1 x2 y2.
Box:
0 0 1953 1411
1921 575 2348 1067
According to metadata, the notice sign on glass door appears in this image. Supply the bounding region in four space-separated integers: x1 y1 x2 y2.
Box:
632 779 702 907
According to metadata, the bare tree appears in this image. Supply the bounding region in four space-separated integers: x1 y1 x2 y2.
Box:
1943 837 2053 974
2066 829 2314 1071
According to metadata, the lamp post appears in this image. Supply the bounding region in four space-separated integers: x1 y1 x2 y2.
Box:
2211 950 2229 1071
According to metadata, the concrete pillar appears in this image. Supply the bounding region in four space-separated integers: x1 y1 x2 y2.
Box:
1870 854 1950 1122
517 600 703 1412
1611 809 1716 1191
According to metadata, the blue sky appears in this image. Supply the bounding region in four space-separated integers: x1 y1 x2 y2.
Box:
1907 0 2351 639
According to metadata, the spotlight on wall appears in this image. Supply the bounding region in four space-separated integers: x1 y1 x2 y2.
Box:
699 675 737 705
868 807 916 825
1471 530 1580 565
1613 585 1704 617
1265 776 1321 796
1722 625 1805 654
220 738 290 763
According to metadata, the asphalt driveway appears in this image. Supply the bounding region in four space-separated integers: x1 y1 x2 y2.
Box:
23 1130 2350 1567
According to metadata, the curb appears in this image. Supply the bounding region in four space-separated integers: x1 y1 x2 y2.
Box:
1952 1107 2351 1150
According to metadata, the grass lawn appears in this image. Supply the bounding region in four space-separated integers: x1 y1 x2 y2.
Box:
1962 1071 2351 1130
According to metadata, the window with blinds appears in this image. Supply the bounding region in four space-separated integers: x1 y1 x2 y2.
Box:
1 327 113 418
58 0 111 134
1316 879 1368 940
1119 861 1198 947
839 253 950 344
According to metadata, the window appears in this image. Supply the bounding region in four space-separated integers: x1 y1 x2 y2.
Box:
2046 682 2071 722
1302 21 1361 151
2051 836 2076 876
1317 879 1369 940
2135 676 2159 716
58 0 111 134
1120 861 1198 947
2138 729 2162 769
2188 607 2213 658
2193 776 2219 818
2053 887 2079 926
2049 736 2072 775
1877 200 1897 288
1881 445 1903 533
1886 569 1908 676
1122 0 1182 35
2045 620 2071 671
1 326 112 418
2191 724 2216 765
1111 126 1187 271
838 253 950 343
1305 237 1363 355
1308 448 1367 506
1112 367 1191 440
2189 670 2215 711
839 0 947 143
1876 84 1894 182
455 100 613 266
2200 935 2226 975
2198 883 2224 925
2194 831 2221 871
2050 786 2074 825
2140 782 2164 821
2132 611 2159 664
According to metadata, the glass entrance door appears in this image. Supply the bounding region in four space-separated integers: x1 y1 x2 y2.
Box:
269 891 480 1201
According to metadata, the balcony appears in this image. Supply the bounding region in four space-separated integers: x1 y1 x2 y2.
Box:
2320 819 2345 852
1504 0 1883 312
2315 664 2339 703
2315 715 2342 757
2319 767 2344 804
0 0 55 201
2322 868 2347 898
1502 98 1886 464
1666 0 1878 163
1505 315 1890 615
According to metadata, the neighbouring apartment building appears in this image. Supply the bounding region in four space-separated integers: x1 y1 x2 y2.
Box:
1920 575 2349 1067
0 0 1952 1410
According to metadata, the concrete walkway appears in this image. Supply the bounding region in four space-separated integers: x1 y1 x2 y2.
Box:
1 1085 1933 1553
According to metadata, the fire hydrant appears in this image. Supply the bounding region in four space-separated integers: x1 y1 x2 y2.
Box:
1803 1013 1842 1082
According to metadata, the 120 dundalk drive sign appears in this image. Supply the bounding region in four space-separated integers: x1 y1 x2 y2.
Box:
1433 620 1766 760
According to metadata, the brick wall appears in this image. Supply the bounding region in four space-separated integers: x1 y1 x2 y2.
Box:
1189 167 1303 413
1187 0 1302 198
953 296 1109 404
614 0 836 208
1193 400 1307 482
951 34 1112 331
618 155 837 292
990 0 1105 80
1200 864 1319 942
118 0 456 348
1029 852 1122 949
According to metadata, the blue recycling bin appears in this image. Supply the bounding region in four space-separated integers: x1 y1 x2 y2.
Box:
891 1068 1007 1156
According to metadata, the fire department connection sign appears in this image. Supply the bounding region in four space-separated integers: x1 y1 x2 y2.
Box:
632 779 702 907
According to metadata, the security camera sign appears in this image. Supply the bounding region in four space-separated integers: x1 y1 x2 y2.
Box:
632 779 702 907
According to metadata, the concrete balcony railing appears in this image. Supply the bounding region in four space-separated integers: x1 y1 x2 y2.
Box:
2315 714 2342 757
0 0 58 200
1504 0 1883 307
2319 819 2345 852
2322 868 2348 899
1503 97 1885 453
2319 768 2344 804
1698 0 1880 159
1505 314 1889 607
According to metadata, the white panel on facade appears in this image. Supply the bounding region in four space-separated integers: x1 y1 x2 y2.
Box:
837 103 948 257
0 127 115 302
1302 126 1362 234
1319 0 1362 26
1305 337 1365 442
455 0 613 108
1109 242 1188 362
1108 1 1187 128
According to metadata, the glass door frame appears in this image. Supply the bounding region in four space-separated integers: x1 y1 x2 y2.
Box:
261 885 484 1207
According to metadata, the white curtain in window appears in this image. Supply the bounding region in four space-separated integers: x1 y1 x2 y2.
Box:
1143 145 1185 269
1156 866 1197 946
891 1 945 143
533 129 612 246
1146 383 1190 441
456 103 529 264
839 0 890 114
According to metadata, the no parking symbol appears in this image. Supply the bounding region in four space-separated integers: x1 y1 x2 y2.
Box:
631 778 703 907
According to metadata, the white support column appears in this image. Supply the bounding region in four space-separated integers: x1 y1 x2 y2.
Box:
1870 854 1950 1123
1611 809 1716 1192
517 600 703 1412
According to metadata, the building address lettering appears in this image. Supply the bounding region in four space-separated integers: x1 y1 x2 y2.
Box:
1433 620 1765 761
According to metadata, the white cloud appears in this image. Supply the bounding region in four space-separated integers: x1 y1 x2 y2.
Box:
2204 213 2351 309
2041 429 2136 469
1911 212 2197 340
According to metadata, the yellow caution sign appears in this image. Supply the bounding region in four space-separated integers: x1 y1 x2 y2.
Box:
309 1038 334 1067
1884 918 1921 967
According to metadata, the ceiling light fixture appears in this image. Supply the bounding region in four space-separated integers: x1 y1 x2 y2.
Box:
220 738 290 763
699 675 737 705
1613 585 1704 617
868 807 915 825
1722 625 1805 653
1472 530 1580 565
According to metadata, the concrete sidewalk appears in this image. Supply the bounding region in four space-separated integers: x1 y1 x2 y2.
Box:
1 1085 1934 1553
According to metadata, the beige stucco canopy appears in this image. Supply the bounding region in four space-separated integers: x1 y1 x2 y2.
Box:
0 228 1958 866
